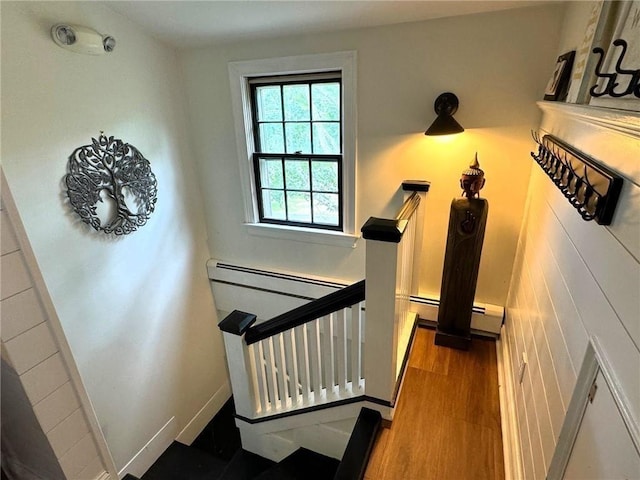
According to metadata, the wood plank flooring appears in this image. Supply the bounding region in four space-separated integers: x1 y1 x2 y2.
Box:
364 327 505 480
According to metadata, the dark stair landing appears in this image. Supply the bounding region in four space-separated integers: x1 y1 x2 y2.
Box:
136 399 379 480
141 442 227 480
255 448 339 480
218 449 275 479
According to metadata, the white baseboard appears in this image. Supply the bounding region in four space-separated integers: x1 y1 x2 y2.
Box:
410 296 504 335
496 326 523 480
176 380 232 445
117 417 177 478
95 473 112 480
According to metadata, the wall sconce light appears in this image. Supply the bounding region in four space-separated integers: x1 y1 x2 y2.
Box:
52 24 116 55
425 92 464 136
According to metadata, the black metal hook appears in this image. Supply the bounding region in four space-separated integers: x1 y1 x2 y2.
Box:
529 134 622 225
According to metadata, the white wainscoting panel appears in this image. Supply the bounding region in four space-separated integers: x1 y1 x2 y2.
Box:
502 105 640 479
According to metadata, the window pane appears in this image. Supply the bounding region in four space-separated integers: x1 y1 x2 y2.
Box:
313 193 339 225
311 161 338 192
312 123 340 154
256 86 282 121
284 159 310 190
311 83 340 121
287 192 311 223
283 84 310 121
285 123 311 153
259 157 284 189
262 190 286 220
259 123 285 153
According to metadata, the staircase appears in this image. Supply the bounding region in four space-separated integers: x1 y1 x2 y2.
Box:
124 404 381 480
211 182 429 476
124 182 427 479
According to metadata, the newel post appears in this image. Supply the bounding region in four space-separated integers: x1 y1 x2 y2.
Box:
218 310 257 419
361 218 402 411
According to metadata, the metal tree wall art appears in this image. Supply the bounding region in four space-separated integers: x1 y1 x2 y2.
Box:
65 133 158 235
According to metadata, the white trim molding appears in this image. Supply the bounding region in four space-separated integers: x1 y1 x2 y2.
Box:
176 381 232 445
547 336 640 480
245 222 359 248
118 417 177 479
537 101 640 138
228 51 358 242
496 326 524 480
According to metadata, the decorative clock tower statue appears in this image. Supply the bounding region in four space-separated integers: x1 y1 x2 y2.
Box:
435 154 488 350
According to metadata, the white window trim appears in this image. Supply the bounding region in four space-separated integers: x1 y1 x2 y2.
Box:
228 51 358 246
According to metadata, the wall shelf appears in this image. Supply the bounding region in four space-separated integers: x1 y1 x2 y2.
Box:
537 101 640 139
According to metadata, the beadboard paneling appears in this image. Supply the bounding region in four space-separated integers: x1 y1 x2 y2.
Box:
1 250 31 300
4 322 58 375
1 288 46 342
33 382 81 433
0 180 114 479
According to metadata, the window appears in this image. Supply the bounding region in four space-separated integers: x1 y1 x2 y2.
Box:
251 73 342 230
228 52 357 246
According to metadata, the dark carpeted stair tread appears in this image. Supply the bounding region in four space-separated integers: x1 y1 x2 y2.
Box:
333 407 382 480
191 398 241 461
217 449 275 479
140 441 227 480
255 448 340 480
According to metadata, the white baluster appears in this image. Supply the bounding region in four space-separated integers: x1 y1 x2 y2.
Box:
351 303 363 390
273 333 289 408
283 329 299 405
263 337 280 410
322 314 335 396
308 319 323 400
336 308 347 392
249 343 267 413
295 324 311 403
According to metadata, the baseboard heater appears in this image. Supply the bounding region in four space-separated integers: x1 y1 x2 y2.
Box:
207 259 504 335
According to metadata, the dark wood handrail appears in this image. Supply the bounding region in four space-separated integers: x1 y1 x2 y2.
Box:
395 191 420 222
361 192 420 243
244 280 365 345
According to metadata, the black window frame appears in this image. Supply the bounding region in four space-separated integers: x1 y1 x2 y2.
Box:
249 73 343 231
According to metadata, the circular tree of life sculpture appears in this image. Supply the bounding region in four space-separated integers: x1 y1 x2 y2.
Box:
65 133 158 235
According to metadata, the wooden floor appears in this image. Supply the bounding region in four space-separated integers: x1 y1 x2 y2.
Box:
364 327 505 480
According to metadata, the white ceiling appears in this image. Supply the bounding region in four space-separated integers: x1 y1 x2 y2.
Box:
105 1 552 48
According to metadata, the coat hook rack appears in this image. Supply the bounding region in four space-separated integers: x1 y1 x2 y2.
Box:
530 132 622 225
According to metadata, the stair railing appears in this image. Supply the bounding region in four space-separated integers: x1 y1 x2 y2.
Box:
219 281 366 420
219 181 428 421
360 182 428 412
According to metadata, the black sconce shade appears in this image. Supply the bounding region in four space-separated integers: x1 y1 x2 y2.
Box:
425 92 464 136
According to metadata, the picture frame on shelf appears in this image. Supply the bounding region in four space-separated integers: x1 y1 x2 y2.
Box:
588 0 640 111
566 1 606 104
544 51 575 102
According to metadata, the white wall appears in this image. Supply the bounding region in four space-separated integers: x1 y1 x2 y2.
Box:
1 2 226 473
180 4 565 307
501 3 640 477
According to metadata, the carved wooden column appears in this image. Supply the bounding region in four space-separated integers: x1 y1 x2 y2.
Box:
435 155 488 350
